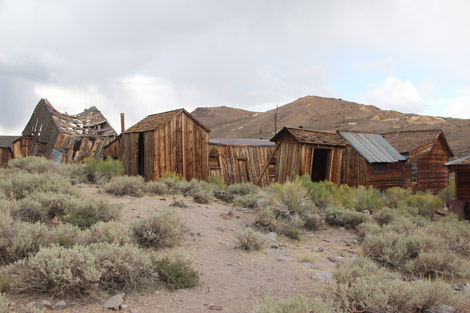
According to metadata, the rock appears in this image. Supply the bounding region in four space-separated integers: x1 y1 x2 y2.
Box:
129 310 139 313
301 262 319 269
177 289 188 293
217 226 226 232
424 304 455 313
314 270 333 280
323 238 331 242
38 300 52 309
126 196 135 200
265 251 291 261
209 305 223 310
452 283 470 294
103 293 125 310
267 232 278 242
51 300 67 310
316 247 324 252
270 244 279 249
362 209 371 215
328 255 340 262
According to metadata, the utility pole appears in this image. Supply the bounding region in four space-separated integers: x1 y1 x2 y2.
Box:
274 105 279 134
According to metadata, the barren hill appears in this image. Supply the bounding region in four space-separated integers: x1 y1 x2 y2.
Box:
192 96 470 158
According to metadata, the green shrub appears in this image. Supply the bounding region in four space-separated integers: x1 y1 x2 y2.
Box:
104 175 146 197
323 207 369 229
64 199 120 229
89 221 132 245
333 184 355 208
258 295 335 313
48 223 88 248
372 208 397 226
160 172 186 194
384 187 412 207
184 179 214 203
0 172 78 200
235 228 266 251
269 181 309 215
145 181 169 195
96 157 124 180
0 274 10 293
208 175 225 191
298 175 336 205
397 193 443 218
439 182 456 203
227 183 258 196
8 243 156 297
152 256 199 290
285 227 302 240
351 185 386 212
132 209 189 249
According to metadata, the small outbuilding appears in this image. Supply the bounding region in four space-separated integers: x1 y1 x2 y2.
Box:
445 156 470 219
22 99 117 163
0 136 19 166
382 130 453 193
106 109 210 181
209 139 276 186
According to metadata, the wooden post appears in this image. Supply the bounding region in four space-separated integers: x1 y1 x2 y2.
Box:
120 113 125 133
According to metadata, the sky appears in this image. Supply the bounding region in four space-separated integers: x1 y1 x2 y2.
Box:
1 0 470 135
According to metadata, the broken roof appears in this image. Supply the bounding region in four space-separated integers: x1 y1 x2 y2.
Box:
125 108 210 133
382 129 453 158
0 136 20 149
209 139 275 147
42 99 116 137
271 127 347 146
445 156 470 167
339 131 407 163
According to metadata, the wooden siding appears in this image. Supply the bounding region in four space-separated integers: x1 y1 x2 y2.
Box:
1 148 12 166
104 136 122 160
209 144 276 186
340 146 367 187
365 162 404 191
12 138 29 158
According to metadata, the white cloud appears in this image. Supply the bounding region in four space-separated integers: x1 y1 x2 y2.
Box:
361 77 429 113
443 94 470 119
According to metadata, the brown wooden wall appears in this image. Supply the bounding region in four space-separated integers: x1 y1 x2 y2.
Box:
455 169 470 215
403 139 450 193
274 141 343 184
1 148 12 166
104 136 122 160
12 138 29 159
340 146 367 187
365 162 404 191
120 112 209 182
209 144 276 186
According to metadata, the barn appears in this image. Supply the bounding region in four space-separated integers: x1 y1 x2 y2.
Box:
382 130 453 193
22 99 117 163
0 136 19 166
208 139 276 186
445 156 470 219
105 109 210 181
338 131 407 190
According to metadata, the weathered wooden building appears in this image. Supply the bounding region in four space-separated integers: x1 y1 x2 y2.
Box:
445 156 470 219
382 130 453 193
268 127 347 184
105 109 210 181
209 139 276 186
338 131 407 190
22 99 117 163
0 136 18 166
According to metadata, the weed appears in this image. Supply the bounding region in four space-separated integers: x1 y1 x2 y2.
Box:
104 176 146 197
235 228 266 251
323 207 369 229
64 199 120 229
258 295 335 313
145 181 169 195
152 256 199 290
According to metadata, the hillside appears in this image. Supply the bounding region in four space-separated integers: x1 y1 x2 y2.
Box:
192 96 470 158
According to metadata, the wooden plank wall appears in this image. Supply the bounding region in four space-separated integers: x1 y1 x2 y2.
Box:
365 162 404 191
122 132 140 176
455 170 470 216
208 144 276 186
0 148 12 166
340 146 367 187
104 137 122 160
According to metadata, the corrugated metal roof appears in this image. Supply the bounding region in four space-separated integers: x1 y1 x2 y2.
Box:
272 127 347 146
209 139 275 147
339 131 407 163
445 156 470 166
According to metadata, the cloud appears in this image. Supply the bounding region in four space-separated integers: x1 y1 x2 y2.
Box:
361 77 429 113
356 59 396 75
443 91 470 119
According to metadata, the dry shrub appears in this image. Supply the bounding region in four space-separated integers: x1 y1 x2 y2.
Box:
269 181 309 214
207 175 225 191
0 293 7 313
152 256 199 290
384 187 412 207
88 221 132 245
424 216 470 257
303 213 323 231
351 185 386 212
258 295 334 313
64 199 120 229
104 176 145 197
227 183 258 196
132 209 189 249
145 181 169 195
233 193 260 208
372 207 397 226
29 192 80 219
397 193 444 218
7 156 59 174
323 207 369 229
183 179 213 204
235 228 266 251
8 243 156 298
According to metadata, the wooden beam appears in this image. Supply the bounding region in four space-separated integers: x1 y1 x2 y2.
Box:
255 142 280 186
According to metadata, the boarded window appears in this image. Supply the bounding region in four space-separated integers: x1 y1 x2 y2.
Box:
373 163 387 174
411 163 418 183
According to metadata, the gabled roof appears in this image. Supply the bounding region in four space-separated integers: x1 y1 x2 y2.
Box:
382 129 453 158
124 109 210 133
445 156 470 167
209 139 275 147
339 131 407 163
0 136 20 149
271 127 347 146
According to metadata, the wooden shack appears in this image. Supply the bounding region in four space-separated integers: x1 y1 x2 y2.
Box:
445 156 470 219
338 131 407 190
268 127 347 184
0 136 19 166
106 109 210 181
22 99 117 163
209 139 276 186
382 130 453 193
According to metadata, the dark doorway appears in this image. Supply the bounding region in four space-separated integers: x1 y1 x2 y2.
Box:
311 148 329 182
138 133 145 176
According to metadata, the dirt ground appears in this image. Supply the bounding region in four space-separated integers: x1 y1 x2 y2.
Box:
8 184 361 313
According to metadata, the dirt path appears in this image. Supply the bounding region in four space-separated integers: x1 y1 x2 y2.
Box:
13 185 360 313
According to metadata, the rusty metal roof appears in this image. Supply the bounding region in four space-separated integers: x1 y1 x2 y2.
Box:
125 109 210 133
339 131 407 163
445 156 470 167
271 127 347 146
209 139 275 147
